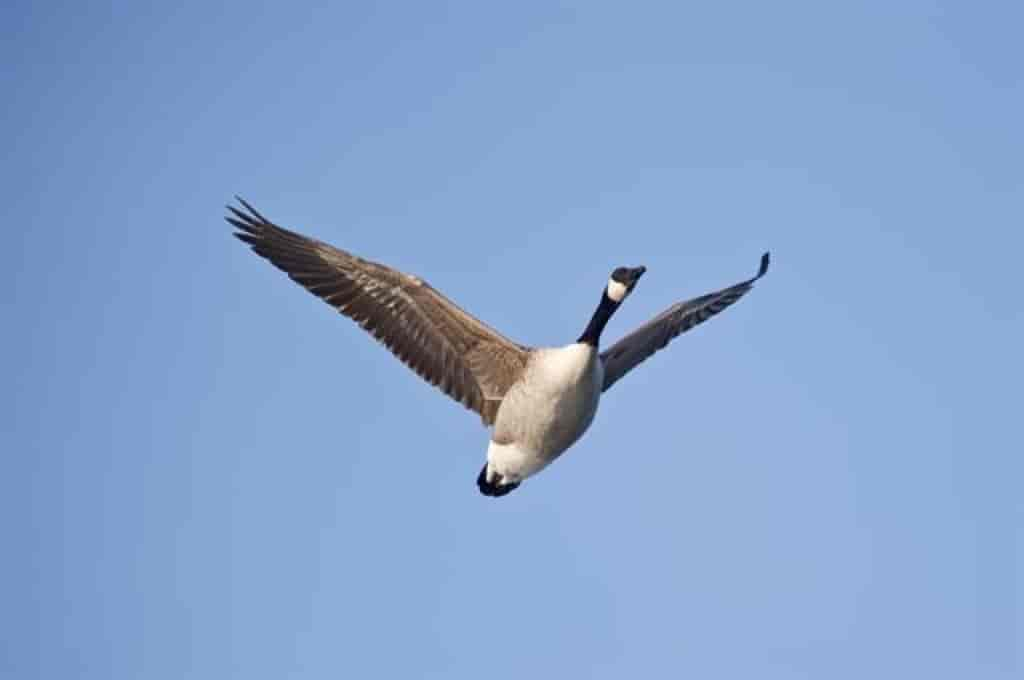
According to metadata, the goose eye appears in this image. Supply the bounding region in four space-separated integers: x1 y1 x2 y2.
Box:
610 267 630 283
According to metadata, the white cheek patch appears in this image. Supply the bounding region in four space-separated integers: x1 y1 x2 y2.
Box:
606 278 629 302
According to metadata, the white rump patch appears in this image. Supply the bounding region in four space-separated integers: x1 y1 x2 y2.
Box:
606 278 629 302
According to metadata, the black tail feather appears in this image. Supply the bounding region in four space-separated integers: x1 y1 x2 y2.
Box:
476 464 520 498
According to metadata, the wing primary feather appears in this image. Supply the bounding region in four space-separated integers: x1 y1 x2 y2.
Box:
756 252 770 279
234 196 270 223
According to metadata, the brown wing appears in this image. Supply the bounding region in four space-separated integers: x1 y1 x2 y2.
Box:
227 197 530 425
600 253 769 392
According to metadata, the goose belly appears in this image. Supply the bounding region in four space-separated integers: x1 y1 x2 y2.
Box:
488 344 603 482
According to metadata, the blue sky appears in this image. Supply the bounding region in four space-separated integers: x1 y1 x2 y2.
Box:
3 2 1021 678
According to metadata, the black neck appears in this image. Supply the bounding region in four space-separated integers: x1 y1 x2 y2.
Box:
577 291 620 346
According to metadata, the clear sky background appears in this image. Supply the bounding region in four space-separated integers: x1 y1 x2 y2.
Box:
3 2 1021 678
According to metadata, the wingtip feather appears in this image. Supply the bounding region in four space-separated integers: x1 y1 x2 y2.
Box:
226 197 273 241
234 195 269 223
757 251 770 279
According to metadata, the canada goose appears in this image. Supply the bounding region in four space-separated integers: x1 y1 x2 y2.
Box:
227 198 769 497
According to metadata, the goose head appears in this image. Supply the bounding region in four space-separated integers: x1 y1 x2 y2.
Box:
606 265 646 303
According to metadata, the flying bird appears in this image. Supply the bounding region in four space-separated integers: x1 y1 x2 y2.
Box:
227 198 769 497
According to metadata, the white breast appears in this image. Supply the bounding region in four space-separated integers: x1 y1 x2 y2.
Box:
487 343 604 483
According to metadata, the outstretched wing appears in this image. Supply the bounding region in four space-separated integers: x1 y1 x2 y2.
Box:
600 253 769 392
227 198 530 425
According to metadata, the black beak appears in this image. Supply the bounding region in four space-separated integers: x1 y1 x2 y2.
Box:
631 266 646 283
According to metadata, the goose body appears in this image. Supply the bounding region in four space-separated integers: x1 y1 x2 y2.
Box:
486 343 604 489
227 198 769 497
